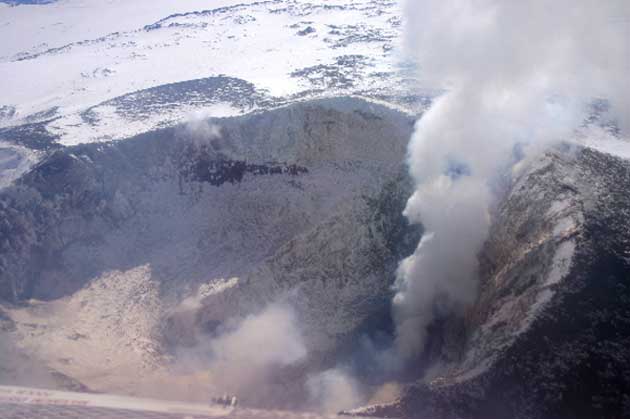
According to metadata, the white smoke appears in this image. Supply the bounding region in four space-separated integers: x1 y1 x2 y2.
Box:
207 303 307 373
394 0 630 359
172 302 307 406
0 332 63 388
179 109 222 147
169 295 371 412
306 368 364 413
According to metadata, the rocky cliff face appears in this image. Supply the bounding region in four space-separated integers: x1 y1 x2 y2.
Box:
0 97 413 301
353 146 630 419
0 97 420 400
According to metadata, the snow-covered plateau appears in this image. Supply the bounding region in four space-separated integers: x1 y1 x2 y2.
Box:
0 0 428 146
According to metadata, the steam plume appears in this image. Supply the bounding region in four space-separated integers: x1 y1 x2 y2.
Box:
172 302 307 406
178 109 222 148
306 368 364 413
394 0 630 358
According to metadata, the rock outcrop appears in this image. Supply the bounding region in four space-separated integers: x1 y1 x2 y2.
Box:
0 97 419 400
354 146 630 419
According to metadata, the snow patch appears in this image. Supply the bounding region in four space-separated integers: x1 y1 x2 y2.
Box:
544 240 576 287
576 125 630 160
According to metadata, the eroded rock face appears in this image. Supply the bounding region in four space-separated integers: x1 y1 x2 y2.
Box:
0 97 419 400
0 97 413 302
357 146 630 419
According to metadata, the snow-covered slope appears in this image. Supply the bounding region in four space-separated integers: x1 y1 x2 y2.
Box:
0 98 420 406
0 0 423 146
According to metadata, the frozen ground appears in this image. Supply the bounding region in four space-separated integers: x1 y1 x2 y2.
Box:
1 0 626 160
0 0 425 145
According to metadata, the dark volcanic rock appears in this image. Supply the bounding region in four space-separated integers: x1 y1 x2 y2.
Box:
80 76 274 124
177 150 308 187
297 26 316 36
0 120 61 151
354 146 630 419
